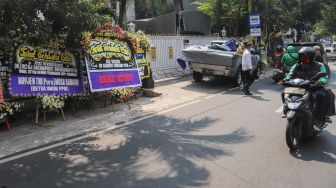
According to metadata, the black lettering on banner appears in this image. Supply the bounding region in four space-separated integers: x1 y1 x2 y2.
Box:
15 45 79 77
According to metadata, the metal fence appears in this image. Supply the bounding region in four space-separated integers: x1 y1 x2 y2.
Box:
148 35 216 70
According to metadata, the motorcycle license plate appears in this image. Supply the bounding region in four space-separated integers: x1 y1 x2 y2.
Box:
284 87 305 95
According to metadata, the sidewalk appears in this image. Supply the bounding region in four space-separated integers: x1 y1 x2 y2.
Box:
0 69 273 158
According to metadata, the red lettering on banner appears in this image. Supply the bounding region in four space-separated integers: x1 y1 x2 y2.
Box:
117 74 133 82
98 74 133 84
99 75 116 84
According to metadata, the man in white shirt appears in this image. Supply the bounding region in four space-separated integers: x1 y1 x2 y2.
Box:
241 41 255 95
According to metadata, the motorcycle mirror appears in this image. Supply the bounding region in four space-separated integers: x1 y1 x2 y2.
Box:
312 72 327 81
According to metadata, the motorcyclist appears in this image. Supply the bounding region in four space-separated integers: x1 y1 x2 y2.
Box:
313 45 324 62
281 46 298 69
274 44 286 68
313 45 334 123
313 45 331 77
279 46 299 102
284 47 329 131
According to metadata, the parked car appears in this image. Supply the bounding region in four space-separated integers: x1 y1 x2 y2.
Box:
183 40 262 86
325 47 336 61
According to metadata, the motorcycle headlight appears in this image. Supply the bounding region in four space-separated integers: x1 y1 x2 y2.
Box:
287 102 302 109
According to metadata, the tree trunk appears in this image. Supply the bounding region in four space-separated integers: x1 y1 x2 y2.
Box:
294 24 302 42
214 0 223 34
176 0 184 11
118 0 127 27
235 0 243 36
265 25 271 57
248 0 252 13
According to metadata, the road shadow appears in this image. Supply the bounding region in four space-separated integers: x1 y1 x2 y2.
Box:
155 75 192 88
248 95 271 101
220 77 283 101
182 77 235 94
290 131 336 164
0 115 253 188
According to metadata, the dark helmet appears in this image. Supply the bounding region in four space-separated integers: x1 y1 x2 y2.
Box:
298 47 315 65
276 45 284 52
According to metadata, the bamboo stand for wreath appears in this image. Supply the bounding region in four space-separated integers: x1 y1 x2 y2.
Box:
0 118 12 131
35 104 66 126
111 96 131 113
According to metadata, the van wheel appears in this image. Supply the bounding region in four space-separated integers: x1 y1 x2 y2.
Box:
193 71 203 82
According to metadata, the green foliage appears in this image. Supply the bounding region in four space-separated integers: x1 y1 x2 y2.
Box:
315 3 336 35
194 0 241 18
0 0 113 49
135 0 179 19
192 0 334 39
191 0 243 35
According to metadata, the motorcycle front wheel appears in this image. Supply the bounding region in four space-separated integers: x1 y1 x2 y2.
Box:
286 119 301 151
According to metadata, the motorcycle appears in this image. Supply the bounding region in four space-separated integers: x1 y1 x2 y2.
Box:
272 65 291 83
282 72 328 151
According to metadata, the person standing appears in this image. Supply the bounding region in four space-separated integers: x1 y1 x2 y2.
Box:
241 41 255 95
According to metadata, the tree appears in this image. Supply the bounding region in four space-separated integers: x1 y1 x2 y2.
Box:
316 3 336 35
135 0 179 19
192 0 242 35
0 0 111 49
118 0 127 27
214 0 223 34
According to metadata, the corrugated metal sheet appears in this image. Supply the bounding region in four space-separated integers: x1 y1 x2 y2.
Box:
148 36 215 70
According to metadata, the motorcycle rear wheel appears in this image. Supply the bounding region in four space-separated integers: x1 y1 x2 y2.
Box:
286 119 301 151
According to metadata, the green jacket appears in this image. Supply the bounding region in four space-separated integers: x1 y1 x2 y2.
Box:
281 53 299 68
285 61 328 84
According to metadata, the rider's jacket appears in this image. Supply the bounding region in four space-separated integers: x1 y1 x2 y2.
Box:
315 55 324 63
285 61 328 85
281 52 299 68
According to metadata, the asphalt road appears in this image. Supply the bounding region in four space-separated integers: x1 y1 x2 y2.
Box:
1 66 336 188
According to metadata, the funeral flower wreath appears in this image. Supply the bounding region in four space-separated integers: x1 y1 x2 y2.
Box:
36 95 66 112
0 101 24 120
111 87 135 103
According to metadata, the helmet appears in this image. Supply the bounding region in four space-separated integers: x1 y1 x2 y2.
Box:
287 46 295 53
276 45 284 52
298 47 315 65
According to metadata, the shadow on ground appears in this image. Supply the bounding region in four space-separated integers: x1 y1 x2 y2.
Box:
216 77 282 102
1 115 253 188
182 77 235 94
291 131 336 164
